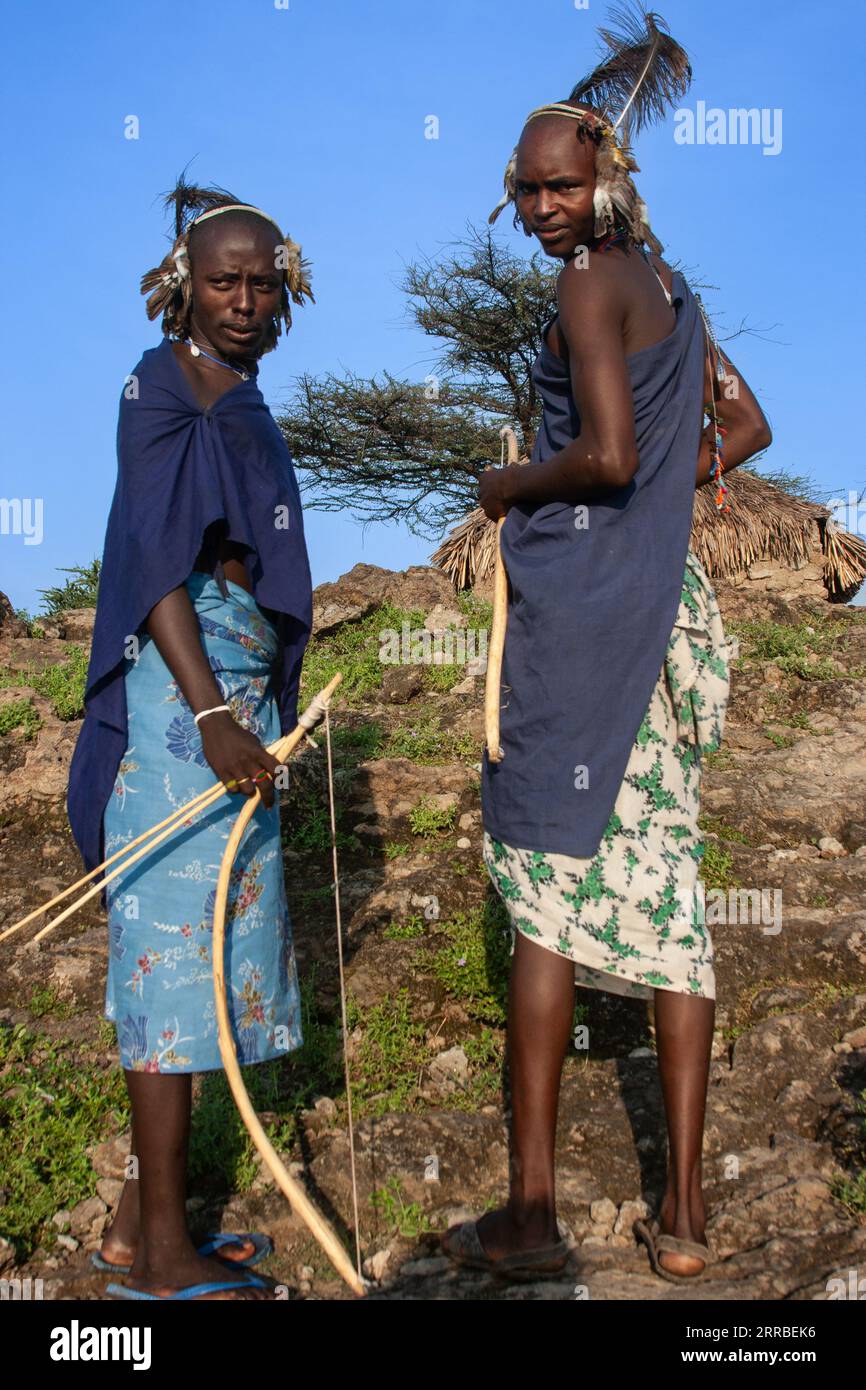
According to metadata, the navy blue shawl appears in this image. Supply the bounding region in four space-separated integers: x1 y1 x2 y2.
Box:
66 336 312 879
481 268 704 857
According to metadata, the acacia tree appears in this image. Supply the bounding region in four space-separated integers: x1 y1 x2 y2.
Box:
274 224 558 538
275 223 793 538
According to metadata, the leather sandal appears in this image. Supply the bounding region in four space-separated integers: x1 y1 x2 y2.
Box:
633 1216 712 1284
441 1217 570 1282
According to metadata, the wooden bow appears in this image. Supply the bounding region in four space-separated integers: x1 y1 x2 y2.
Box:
211 674 366 1298
484 427 521 762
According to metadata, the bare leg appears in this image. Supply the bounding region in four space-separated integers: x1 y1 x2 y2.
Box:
106 1071 270 1299
652 989 715 1275
99 1112 141 1263
446 931 575 1258
100 1102 258 1270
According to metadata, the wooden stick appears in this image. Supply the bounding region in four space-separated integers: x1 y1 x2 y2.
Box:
0 754 279 946
1 677 343 947
484 428 520 763
211 676 366 1297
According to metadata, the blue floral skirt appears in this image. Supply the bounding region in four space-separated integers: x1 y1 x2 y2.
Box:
102 570 303 1073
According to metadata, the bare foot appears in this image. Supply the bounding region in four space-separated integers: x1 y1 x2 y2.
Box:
99 1232 262 1270
444 1206 560 1263
120 1251 276 1300
655 1189 708 1277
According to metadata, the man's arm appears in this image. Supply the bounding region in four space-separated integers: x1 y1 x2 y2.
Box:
478 256 637 518
696 337 772 487
145 586 282 807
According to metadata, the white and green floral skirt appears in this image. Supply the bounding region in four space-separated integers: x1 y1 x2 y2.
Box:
483 550 738 1001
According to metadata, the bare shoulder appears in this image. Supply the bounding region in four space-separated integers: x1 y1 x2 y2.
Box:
555 251 622 315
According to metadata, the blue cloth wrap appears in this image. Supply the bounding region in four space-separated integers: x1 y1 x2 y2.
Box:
66 336 312 884
481 267 705 857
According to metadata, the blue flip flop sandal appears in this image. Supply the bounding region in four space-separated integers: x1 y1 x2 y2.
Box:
106 1273 269 1301
92 1231 273 1276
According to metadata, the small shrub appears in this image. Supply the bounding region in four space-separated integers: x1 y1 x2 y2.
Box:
409 796 456 837
418 901 511 1025
0 698 41 741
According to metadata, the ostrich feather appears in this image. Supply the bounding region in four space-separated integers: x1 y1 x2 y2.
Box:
159 167 242 238
568 1 692 141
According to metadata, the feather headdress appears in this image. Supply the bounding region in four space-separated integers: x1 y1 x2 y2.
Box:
140 168 314 353
489 2 692 254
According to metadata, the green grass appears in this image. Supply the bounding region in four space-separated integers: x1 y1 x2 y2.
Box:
448 1026 506 1109
346 990 430 1117
417 901 512 1026
385 712 477 764
409 796 457 838
0 1023 129 1260
383 915 426 940
369 1176 433 1237
27 987 78 1020
832 1170 866 1217
329 722 384 760
764 729 797 749
730 618 847 681
384 841 411 860
394 589 493 698
456 590 494 629
281 785 361 855
698 815 751 845
291 884 335 912
702 748 735 770
830 1080 866 1216
299 603 427 707
0 697 41 741
698 841 741 892
421 660 474 695
784 709 815 731
0 644 89 720
461 1027 502 1068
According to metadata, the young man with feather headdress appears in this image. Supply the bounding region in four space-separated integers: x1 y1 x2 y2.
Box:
67 174 314 1300
442 4 772 1284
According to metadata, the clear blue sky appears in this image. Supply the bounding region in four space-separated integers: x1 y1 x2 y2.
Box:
3 0 864 615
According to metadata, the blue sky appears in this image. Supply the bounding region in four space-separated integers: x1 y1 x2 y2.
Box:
3 0 865 615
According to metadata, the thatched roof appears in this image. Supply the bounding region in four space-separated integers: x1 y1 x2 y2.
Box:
430 466 866 604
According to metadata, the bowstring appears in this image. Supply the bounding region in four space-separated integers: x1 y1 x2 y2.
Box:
323 703 363 1281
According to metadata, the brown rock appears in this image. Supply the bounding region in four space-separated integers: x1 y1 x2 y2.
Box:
0 591 29 638
312 564 456 637
381 666 424 703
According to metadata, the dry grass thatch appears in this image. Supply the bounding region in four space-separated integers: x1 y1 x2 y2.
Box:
430 466 866 603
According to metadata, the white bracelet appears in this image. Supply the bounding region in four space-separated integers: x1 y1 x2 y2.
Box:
193 704 230 726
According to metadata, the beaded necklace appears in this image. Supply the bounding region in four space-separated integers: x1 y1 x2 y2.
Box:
183 336 252 382
594 226 630 254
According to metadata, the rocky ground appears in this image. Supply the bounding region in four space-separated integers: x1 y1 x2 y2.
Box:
0 562 864 1302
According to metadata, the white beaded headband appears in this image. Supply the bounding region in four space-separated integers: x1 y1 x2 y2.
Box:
170 203 284 283
190 202 283 233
